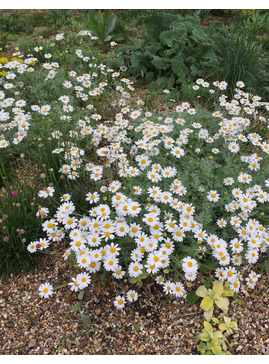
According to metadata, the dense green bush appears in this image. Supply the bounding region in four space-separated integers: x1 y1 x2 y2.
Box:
118 12 269 98
118 13 221 96
0 11 35 35
43 9 77 28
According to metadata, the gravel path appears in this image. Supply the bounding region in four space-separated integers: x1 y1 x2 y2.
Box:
0 244 268 355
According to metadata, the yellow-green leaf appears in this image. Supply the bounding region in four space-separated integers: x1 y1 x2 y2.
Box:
212 317 220 324
204 321 213 335
215 297 229 312
200 296 213 311
211 344 223 355
198 330 210 342
224 316 231 324
223 286 234 297
215 330 225 339
212 280 224 296
129 277 137 284
219 323 227 331
196 285 209 298
204 305 214 321
229 321 238 329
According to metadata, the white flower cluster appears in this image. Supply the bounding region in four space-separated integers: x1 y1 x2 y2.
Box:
1 42 268 305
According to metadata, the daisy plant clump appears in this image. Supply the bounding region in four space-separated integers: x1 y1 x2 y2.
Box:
1 37 269 306
0 37 134 278
29 77 269 305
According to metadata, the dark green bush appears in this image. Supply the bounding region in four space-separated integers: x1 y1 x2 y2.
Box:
43 9 77 28
118 11 269 98
118 13 221 97
0 11 34 35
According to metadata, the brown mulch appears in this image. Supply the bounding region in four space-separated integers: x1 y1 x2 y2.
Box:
0 244 268 355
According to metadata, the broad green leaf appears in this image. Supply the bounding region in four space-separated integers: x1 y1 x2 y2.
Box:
145 72 154 82
140 271 148 280
159 26 187 47
203 277 212 288
151 56 171 70
200 296 213 311
104 35 112 42
181 82 195 99
191 28 209 42
105 14 116 37
196 285 209 298
200 261 217 273
117 45 140 54
198 342 206 354
167 73 176 89
78 290 84 300
215 297 229 312
148 81 157 92
186 290 200 304
81 314 91 328
190 64 199 76
156 76 170 89
171 59 189 78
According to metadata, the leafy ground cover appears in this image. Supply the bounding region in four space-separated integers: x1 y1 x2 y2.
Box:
0 9 269 355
